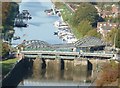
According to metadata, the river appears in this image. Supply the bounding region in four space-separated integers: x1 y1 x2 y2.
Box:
11 0 92 87
12 0 64 45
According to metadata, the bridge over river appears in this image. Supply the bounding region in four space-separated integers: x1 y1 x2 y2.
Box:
3 37 120 87
18 37 119 60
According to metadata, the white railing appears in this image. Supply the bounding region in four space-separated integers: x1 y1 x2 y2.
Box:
21 50 79 55
21 50 115 58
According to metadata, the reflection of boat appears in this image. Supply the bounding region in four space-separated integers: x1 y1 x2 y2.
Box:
44 9 53 13
54 31 58 35
44 9 56 16
14 22 28 27
14 19 28 27
13 36 20 40
47 12 54 16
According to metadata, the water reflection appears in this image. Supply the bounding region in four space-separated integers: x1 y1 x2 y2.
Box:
32 58 42 79
24 58 92 86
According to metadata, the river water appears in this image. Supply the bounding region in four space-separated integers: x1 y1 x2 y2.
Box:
11 0 92 87
12 0 64 45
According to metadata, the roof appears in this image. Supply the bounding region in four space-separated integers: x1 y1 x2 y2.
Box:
22 40 53 50
20 37 106 51
97 22 119 30
52 43 75 49
75 37 106 47
21 40 75 51
100 11 112 15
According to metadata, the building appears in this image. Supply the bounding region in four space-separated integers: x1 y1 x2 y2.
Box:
100 4 120 18
100 10 113 18
112 4 120 18
75 37 106 53
97 22 119 37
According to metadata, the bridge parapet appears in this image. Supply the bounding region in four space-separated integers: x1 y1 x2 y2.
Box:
21 50 116 59
81 52 114 58
21 51 79 56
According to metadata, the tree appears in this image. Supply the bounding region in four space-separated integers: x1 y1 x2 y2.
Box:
115 29 120 48
2 2 10 26
118 1 120 6
72 3 99 27
86 29 101 38
105 6 112 11
2 2 19 41
105 28 120 48
77 20 93 37
105 29 117 44
96 61 119 86
2 42 10 59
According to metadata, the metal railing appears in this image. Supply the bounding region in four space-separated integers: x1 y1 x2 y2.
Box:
21 50 115 59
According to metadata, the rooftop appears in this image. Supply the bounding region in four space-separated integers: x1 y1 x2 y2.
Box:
75 37 106 47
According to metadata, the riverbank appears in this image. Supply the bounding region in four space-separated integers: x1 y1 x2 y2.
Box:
53 2 83 39
2 2 19 42
51 2 78 43
90 60 120 87
2 2 20 60
0 58 18 77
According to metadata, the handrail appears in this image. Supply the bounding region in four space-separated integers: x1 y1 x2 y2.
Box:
21 50 115 58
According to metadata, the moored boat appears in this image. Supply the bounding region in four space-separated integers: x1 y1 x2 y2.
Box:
54 31 58 35
13 36 20 40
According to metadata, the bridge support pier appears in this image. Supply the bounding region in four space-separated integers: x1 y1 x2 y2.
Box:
32 58 43 79
73 58 88 82
45 59 61 80
54 59 61 80
88 59 108 81
88 59 99 79
64 60 74 80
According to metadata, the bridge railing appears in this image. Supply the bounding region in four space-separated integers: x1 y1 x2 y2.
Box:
21 50 116 59
21 50 79 56
81 52 114 58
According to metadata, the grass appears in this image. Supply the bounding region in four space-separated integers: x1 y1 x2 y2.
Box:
60 4 73 22
0 58 17 64
57 3 82 39
0 58 18 76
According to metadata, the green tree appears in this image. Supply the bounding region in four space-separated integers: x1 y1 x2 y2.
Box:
105 6 112 11
105 29 117 44
105 28 120 48
115 29 120 48
2 42 10 58
72 3 99 27
2 2 19 41
77 20 93 37
86 29 101 38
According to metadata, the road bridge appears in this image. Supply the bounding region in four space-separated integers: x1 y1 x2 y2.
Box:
18 38 119 60
21 50 115 59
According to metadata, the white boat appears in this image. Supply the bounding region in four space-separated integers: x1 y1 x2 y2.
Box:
58 31 72 37
54 21 69 28
62 35 77 43
58 28 71 32
67 38 77 43
54 21 61 27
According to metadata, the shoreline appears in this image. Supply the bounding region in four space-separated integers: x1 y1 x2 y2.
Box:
52 2 78 43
